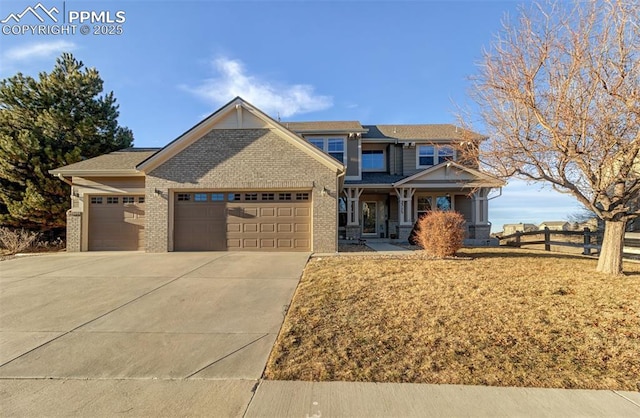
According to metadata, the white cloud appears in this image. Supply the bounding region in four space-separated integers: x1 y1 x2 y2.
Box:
184 57 332 118
3 40 76 62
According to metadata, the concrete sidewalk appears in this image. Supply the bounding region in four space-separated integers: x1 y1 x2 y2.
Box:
246 381 640 417
365 241 414 253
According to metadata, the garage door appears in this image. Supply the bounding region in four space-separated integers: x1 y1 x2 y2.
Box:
174 191 311 251
88 195 145 250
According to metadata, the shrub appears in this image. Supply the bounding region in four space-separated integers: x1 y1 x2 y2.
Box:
0 227 41 254
412 211 466 258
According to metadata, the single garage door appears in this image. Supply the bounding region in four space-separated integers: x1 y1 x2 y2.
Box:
88 195 145 250
174 191 311 251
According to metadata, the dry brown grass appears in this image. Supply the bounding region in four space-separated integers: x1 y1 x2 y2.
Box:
265 248 640 390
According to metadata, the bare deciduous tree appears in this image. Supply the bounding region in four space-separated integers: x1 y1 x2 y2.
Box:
466 0 639 274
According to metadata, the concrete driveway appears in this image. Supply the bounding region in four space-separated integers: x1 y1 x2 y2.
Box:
0 251 309 416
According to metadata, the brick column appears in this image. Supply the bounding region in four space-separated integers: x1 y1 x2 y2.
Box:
66 210 82 252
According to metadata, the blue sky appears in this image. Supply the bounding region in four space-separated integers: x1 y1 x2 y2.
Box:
0 0 583 231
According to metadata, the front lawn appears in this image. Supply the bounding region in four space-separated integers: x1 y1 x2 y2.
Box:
265 248 640 390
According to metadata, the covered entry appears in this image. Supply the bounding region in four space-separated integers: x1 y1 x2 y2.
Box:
173 191 311 251
88 195 145 250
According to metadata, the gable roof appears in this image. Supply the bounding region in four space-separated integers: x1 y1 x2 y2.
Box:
49 148 159 177
137 97 345 173
393 161 505 188
363 124 486 141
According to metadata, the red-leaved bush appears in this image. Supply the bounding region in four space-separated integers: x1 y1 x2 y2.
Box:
412 211 466 258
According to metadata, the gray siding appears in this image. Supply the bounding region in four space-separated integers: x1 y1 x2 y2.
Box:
402 147 420 176
346 138 359 177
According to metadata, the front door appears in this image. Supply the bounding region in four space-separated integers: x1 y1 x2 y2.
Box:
362 201 377 235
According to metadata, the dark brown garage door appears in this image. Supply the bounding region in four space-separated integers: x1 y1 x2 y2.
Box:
88 195 145 250
174 191 311 251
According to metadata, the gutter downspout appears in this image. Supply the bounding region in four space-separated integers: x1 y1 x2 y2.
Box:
336 167 346 253
57 173 73 186
487 187 503 200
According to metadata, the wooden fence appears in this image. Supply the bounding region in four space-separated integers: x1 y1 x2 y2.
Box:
499 228 640 260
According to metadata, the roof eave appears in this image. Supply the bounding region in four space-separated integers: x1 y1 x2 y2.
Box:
49 169 145 177
291 129 369 135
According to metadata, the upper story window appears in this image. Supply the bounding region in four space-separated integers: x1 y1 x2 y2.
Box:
417 145 455 167
437 146 454 164
418 145 435 166
308 137 345 163
362 150 385 171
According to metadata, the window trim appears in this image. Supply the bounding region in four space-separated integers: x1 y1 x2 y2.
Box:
307 137 346 164
414 193 455 221
416 144 456 168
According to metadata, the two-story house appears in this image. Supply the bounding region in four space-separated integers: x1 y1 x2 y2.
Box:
50 97 503 253
284 121 504 243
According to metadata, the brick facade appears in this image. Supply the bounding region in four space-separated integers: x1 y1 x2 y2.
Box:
65 210 82 252
145 129 339 253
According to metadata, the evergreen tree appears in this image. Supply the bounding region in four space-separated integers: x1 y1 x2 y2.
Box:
0 53 133 230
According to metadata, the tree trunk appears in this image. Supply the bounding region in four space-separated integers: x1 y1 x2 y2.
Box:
596 221 626 275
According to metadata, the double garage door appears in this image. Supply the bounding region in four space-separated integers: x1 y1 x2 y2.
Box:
174 191 311 252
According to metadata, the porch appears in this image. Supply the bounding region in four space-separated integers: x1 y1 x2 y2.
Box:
339 186 494 243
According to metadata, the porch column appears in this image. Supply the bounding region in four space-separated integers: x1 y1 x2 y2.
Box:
344 187 363 225
394 187 415 225
394 187 415 242
471 188 491 240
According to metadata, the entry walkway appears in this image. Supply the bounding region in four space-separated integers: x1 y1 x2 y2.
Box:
365 241 414 253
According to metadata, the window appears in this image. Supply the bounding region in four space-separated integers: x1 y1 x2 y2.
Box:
436 195 451 211
138 197 145 204
418 145 435 166
307 137 345 163
228 193 241 201
417 145 456 167
261 193 275 201
244 193 258 201
327 139 344 162
295 192 309 201
309 139 324 149
122 196 135 204
438 146 454 164
338 197 347 227
107 197 119 204
177 193 191 201
91 197 103 204
279 193 292 201
194 193 208 202
417 196 432 217
362 150 385 171
211 193 224 201
416 195 451 219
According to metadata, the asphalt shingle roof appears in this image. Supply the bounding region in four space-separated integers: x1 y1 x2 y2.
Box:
362 124 485 141
282 121 365 132
345 173 408 185
51 148 160 174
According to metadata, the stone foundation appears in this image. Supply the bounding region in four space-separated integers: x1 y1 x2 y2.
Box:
345 226 361 240
398 225 412 242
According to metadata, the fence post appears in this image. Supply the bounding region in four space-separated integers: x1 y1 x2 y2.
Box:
583 227 591 255
544 227 551 251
